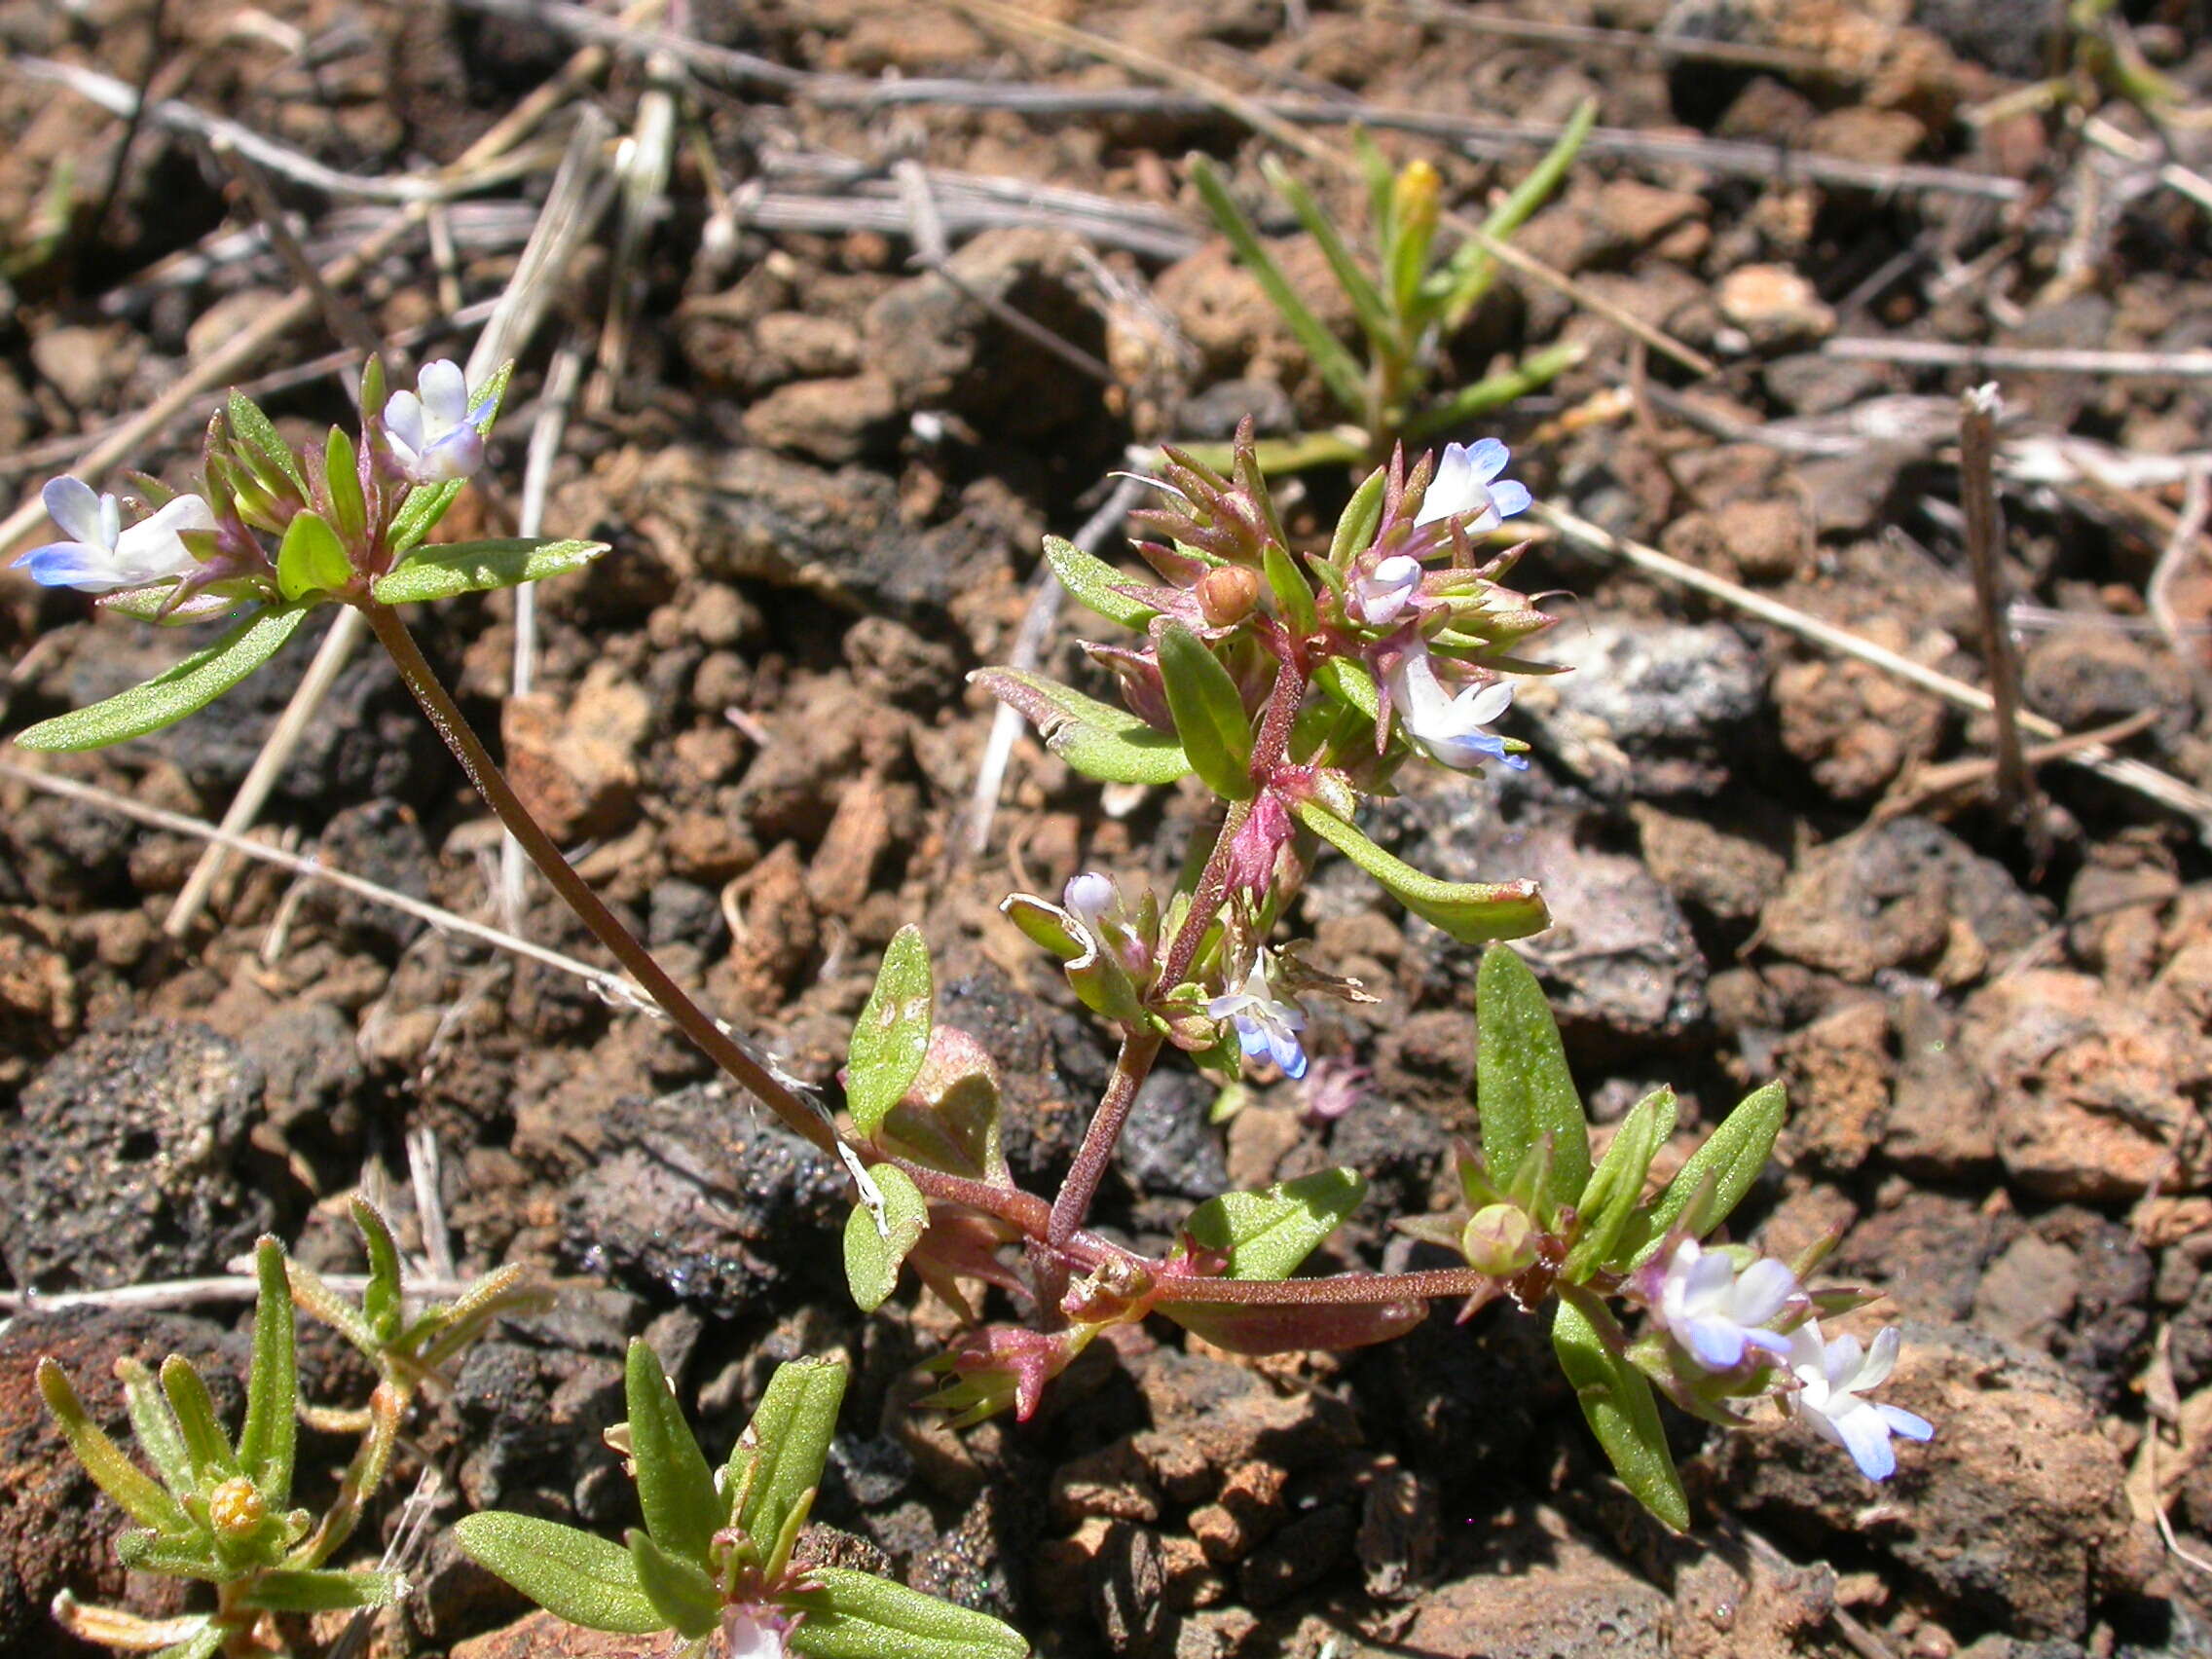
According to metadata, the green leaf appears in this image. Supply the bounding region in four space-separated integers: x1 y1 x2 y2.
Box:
37 1360 190 1532
1327 464 1389 570
159 1356 239 1483
1155 621 1253 799
1402 340 1588 442
791 1567 1029 1659
843 1163 929 1313
1260 156 1394 356
1563 1088 1677 1282
151 1626 224 1659
875 1028 1009 1186
846 925 933 1138
1622 1082 1787 1268
13 605 312 753
115 1530 226 1581
623 1340 722 1566
227 391 309 498
1553 1297 1688 1531
239 1568 402 1613
237 1238 296 1506
371 537 608 606
1178 1168 1366 1281
1313 655 1379 722
1290 799 1548 943
1043 536 1159 628
1438 96 1597 329
352 1197 404 1345
386 360 513 556
1188 154 1369 419
116 1359 195 1501
971 669 1190 787
276 510 353 601
1261 541 1318 638
1475 944 1592 1213
730 1357 849 1564
452 1513 666 1636
323 427 366 544
627 1530 720 1640
96 585 254 626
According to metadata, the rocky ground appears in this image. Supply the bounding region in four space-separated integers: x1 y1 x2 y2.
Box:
4 0 2212 1655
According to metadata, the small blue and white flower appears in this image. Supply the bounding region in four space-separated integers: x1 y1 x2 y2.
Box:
1350 553 1423 628
1785 1322 1934 1481
1206 955 1308 1081
383 359 494 485
1415 438 1532 532
14 476 214 593
1652 1238 1798 1373
1384 642 1525 773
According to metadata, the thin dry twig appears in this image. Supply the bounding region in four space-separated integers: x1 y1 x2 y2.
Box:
1826 338 2212 378
0 1270 481 1320
2148 463 2212 709
1381 0 1842 75
207 136 387 368
1957 385 2035 828
1533 501 2212 842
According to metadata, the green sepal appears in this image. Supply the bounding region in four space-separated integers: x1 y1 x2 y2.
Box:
386 360 513 556
1563 1088 1677 1283
1176 1168 1366 1281
226 390 309 498
846 925 933 1139
1156 621 1254 799
1313 656 1379 723
1552 1296 1689 1531
275 510 350 604
451 1513 666 1636
1043 535 1159 628
237 1568 402 1613
790 1567 1030 1659
13 605 311 752
370 537 608 605
1328 465 1389 571
237 1238 296 1507
352 1197 405 1346
1474 943 1592 1213
970 669 1191 787
1261 541 1318 638
1290 799 1548 943
1620 1082 1787 1269
323 427 367 544
844 1163 929 1313
1187 154 1367 418
623 1340 723 1567
627 1530 721 1641
159 1357 239 1484
38 1360 190 1532
729 1357 848 1568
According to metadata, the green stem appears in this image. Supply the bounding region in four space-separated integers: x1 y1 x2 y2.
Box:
361 603 840 1161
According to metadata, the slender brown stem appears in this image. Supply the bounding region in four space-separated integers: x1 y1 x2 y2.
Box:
1047 1026 1165 1248
1154 1265 1502 1306
1959 383 2035 830
361 603 839 1160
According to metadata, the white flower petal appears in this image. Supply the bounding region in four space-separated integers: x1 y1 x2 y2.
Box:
418 359 469 427
42 477 108 547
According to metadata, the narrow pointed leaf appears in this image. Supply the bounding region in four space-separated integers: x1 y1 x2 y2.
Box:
13 605 310 752
116 1529 226 1580
1328 464 1389 570
1475 944 1591 1211
1043 535 1160 628
1290 799 1547 942
844 1163 929 1313
791 1567 1029 1659
323 427 367 543
1261 157 1394 352
239 1568 402 1613
1622 1082 1787 1268
1177 1168 1366 1281
352 1197 404 1345
846 925 933 1138
97 585 254 626
276 510 352 602
1156 621 1253 799
159 1357 239 1482
227 391 309 497
627 1530 720 1640
1553 1298 1688 1531
151 1627 225 1659
371 537 608 605
37 1360 189 1531
238 1238 296 1505
1402 340 1588 441
1564 1088 1676 1282
1262 541 1317 638
1439 96 1596 327
115 1359 195 1501
624 1340 721 1564
1188 155 1368 419
452 1512 665 1636
971 669 1190 786
730 1357 849 1560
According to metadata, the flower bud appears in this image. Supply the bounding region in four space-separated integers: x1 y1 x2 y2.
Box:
208 1476 266 1538
1198 565 1261 627
1460 1203 1538 1276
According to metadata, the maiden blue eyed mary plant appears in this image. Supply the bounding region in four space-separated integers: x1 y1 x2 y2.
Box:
9 355 1931 1656
37 1200 544 1659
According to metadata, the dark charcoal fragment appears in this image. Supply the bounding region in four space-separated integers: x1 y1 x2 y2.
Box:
0 1018 276 1291
560 1082 848 1312
1115 1070 1230 1203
